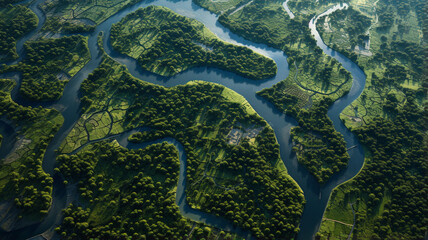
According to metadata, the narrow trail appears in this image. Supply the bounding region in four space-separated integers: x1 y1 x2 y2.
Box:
322 217 353 227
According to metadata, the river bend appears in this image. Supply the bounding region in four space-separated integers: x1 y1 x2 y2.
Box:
0 1 366 239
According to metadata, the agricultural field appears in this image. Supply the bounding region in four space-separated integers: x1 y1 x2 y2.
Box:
40 0 142 33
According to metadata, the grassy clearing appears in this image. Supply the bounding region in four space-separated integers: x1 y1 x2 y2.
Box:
219 84 256 115
193 0 247 14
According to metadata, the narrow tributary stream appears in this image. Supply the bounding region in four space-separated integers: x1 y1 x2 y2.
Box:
0 1 366 239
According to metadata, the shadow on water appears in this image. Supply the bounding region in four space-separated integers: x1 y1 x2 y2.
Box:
0 1 367 240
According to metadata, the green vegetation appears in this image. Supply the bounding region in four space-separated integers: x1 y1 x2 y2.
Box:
318 111 426 240
0 0 21 6
56 140 233 239
209 0 351 182
193 0 249 15
59 49 304 238
317 6 372 57
0 4 38 61
291 99 349 183
218 0 352 100
110 6 276 79
316 0 425 128
219 0 351 90
315 0 427 239
286 0 343 15
0 79 63 222
40 0 143 33
1 35 90 101
259 82 350 183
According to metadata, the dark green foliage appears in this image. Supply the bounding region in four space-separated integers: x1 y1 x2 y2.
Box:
1 35 89 101
290 99 349 183
218 2 316 51
315 0 426 238
56 141 218 239
0 5 37 60
343 108 427 239
0 80 62 216
77 56 305 239
111 6 276 79
259 83 349 183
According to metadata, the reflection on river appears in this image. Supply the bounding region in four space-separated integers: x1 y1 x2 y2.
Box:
0 1 365 239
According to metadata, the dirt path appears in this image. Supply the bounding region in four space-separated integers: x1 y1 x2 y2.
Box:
322 217 353 226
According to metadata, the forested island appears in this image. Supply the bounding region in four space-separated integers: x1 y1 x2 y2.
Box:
110 6 276 79
0 0 426 239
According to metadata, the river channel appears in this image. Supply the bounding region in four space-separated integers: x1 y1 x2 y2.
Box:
0 1 366 239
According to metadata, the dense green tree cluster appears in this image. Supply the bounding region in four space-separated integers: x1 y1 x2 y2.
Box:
1 35 90 101
287 0 343 10
290 99 349 183
0 5 37 61
259 83 349 183
55 141 219 239
73 54 305 239
371 40 424 78
319 102 426 239
194 139 304 239
0 79 63 217
110 6 276 79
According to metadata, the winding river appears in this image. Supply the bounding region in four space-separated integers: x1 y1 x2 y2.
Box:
0 1 366 239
